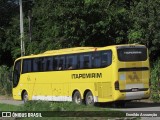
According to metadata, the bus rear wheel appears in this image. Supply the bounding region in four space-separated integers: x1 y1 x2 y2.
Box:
85 91 94 105
23 91 28 103
73 91 82 104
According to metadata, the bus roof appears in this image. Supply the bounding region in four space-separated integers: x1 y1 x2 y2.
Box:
43 47 95 54
16 44 146 60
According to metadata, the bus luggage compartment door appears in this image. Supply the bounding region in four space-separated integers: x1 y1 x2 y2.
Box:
118 68 149 100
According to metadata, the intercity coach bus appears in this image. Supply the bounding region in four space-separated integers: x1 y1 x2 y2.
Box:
12 44 150 106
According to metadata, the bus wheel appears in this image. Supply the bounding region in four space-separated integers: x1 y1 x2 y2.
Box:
73 91 82 104
23 91 28 103
85 91 94 105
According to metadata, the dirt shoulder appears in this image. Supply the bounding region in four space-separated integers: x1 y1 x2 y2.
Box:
0 95 23 105
0 95 13 100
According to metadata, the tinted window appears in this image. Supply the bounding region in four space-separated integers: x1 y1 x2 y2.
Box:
44 57 53 71
32 57 53 72
117 47 147 61
53 57 58 70
66 55 75 69
72 55 78 69
21 50 112 73
37 59 41 71
92 52 101 68
32 58 45 72
101 51 112 67
77 55 80 69
83 55 91 68
41 58 45 71
58 56 65 70
33 58 39 72
23 59 32 73
79 53 92 69
13 60 21 88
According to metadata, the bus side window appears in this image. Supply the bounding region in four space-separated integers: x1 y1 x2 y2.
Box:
101 51 112 67
41 58 45 71
72 55 77 69
66 56 73 70
66 55 77 70
43 58 47 71
53 57 58 70
47 57 53 71
77 55 80 69
83 54 91 69
36 58 43 72
93 52 101 68
23 59 32 73
33 58 39 72
80 53 91 69
44 57 53 71
79 54 84 69
84 60 89 68
58 56 65 70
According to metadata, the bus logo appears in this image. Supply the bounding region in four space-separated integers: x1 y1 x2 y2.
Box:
128 72 140 81
72 73 102 79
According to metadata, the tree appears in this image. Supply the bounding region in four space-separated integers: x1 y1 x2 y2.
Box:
2 0 160 66
128 0 160 60
26 0 132 54
0 0 19 66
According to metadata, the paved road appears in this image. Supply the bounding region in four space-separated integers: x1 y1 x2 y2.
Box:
0 99 23 106
112 101 160 111
0 96 23 106
111 101 160 120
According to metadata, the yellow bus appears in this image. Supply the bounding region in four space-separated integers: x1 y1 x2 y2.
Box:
12 44 150 106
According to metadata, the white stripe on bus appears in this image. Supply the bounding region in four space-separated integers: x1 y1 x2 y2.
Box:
32 96 98 102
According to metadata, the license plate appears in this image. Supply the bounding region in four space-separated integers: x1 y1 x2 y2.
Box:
132 88 138 92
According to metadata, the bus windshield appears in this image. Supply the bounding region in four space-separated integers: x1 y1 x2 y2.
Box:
117 47 147 61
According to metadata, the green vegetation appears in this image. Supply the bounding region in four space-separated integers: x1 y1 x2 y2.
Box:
0 65 12 95
0 101 127 120
20 101 105 111
150 59 160 102
1 0 160 61
1 0 160 102
0 103 20 111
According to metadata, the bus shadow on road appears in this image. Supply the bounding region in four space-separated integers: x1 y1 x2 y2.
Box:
124 101 160 108
95 101 160 109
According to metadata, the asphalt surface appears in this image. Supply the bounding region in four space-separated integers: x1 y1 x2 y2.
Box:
0 96 23 106
111 101 160 120
0 99 23 106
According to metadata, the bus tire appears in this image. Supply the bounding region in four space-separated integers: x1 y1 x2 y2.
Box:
23 91 28 103
85 91 94 106
73 91 82 104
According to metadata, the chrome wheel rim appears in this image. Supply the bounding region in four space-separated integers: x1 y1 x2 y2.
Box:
75 95 81 104
87 95 93 105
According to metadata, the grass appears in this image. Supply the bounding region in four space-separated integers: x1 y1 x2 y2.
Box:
20 101 108 111
0 101 129 120
0 103 20 111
